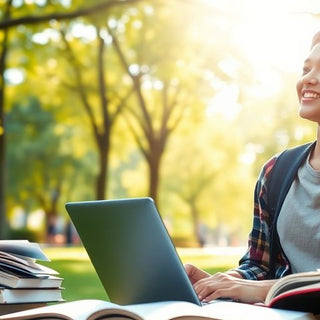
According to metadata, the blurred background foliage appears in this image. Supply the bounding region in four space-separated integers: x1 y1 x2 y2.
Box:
0 0 319 247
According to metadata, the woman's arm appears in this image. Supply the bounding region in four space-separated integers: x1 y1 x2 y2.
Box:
235 156 277 280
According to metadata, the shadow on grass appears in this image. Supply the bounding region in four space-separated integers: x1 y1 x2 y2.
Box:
42 259 107 301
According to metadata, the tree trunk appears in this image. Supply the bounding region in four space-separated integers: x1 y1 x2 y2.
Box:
96 137 109 200
0 1 12 239
148 154 160 205
190 201 203 247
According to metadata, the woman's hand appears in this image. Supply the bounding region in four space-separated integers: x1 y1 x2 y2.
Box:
185 264 275 304
184 263 211 284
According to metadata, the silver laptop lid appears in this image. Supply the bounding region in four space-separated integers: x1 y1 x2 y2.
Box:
65 197 201 306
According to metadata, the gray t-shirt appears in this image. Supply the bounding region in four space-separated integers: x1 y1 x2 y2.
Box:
277 154 320 273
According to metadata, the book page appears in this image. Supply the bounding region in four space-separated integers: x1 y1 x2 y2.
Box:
0 241 49 261
122 300 314 320
0 299 315 320
0 300 139 320
265 271 320 302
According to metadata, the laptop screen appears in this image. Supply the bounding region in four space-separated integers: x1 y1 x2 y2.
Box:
65 197 201 306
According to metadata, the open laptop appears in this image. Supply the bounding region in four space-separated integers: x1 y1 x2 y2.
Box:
65 197 201 306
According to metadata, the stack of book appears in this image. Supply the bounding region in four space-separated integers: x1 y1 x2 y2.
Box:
0 240 63 315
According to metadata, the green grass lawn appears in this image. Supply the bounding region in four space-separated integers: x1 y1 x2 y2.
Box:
41 246 244 302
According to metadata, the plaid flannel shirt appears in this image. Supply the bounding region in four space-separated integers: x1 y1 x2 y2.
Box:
234 155 292 280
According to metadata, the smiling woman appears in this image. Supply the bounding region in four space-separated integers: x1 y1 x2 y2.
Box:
297 33 320 124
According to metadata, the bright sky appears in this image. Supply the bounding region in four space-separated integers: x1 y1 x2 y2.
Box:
205 0 320 72
206 0 320 119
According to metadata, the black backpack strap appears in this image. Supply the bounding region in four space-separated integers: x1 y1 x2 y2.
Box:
267 142 315 278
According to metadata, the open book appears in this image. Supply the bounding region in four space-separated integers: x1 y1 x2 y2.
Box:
265 270 320 314
0 299 315 320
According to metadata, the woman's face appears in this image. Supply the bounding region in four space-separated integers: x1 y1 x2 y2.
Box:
296 43 320 124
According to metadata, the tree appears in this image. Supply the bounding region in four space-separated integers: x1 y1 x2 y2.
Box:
161 113 254 245
0 0 144 30
56 24 133 199
6 97 82 240
0 0 144 236
106 3 212 205
0 0 13 238
106 1 255 210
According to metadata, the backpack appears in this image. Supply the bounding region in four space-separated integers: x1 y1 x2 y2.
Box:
267 141 315 278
